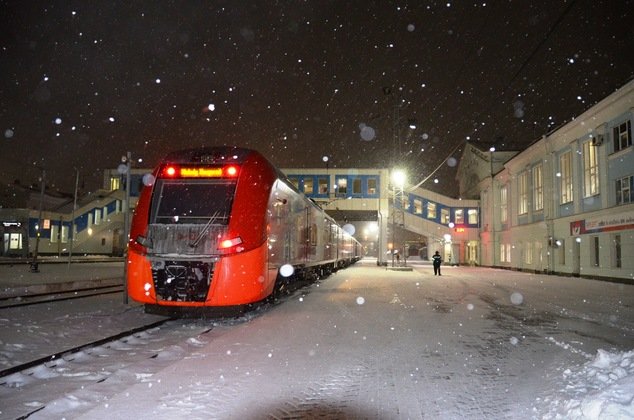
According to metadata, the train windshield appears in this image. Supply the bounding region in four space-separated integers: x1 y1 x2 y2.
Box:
150 180 236 225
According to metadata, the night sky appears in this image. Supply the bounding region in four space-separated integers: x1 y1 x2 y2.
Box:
1 1 632 197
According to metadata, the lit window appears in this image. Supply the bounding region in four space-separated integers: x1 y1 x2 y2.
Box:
110 177 120 191
533 164 543 211
560 151 573 204
500 185 508 223
413 199 423 215
50 224 58 243
518 171 528 214
9 233 22 250
367 178 377 195
454 209 464 224
318 177 328 194
337 178 347 195
304 178 314 194
583 141 599 197
440 208 449 224
427 202 436 219
468 209 478 224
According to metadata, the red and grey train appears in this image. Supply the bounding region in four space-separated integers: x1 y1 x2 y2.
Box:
127 147 361 313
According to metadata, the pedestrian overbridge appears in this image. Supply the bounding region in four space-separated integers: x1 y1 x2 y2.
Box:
282 168 480 266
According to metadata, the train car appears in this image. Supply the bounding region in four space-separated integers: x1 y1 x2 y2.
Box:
127 146 361 314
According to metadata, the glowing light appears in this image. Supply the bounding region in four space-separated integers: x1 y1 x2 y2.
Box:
219 237 243 249
392 169 406 187
225 165 238 177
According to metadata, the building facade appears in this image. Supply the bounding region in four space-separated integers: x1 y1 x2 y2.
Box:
462 79 634 282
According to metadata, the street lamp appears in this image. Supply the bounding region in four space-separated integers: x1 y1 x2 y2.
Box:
121 152 132 304
391 168 407 267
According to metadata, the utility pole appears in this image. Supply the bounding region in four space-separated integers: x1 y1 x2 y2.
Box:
30 168 45 272
68 168 79 267
122 152 131 304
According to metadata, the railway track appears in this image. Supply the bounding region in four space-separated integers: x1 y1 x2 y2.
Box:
0 284 125 309
0 318 174 380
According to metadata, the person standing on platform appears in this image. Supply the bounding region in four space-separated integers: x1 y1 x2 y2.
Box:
432 251 442 276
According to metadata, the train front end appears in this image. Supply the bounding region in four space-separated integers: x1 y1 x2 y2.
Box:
127 148 277 311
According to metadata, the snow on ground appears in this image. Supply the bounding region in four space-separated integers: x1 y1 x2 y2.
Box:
1 259 632 419
541 349 634 419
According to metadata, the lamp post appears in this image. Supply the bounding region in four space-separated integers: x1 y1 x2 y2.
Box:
30 168 45 273
67 168 79 267
121 152 132 304
391 169 406 267
489 146 496 267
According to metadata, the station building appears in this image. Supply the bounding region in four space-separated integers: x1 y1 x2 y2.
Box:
458 78 633 281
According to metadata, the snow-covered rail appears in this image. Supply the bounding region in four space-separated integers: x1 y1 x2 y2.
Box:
0 284 124 309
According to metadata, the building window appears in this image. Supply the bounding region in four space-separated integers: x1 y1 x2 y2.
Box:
94 209 101 225
413 198 423 215
304 178 314 194
500 185 508 223
616 175 633 205
592 236 600 267
440 208 450 224
110 177 120 191
61 225 69 243
533 164 543 211
518 171 528 215
336 178 347 195
427 202 436 219
454 209 464 224
559 151 573 204
367 178 377 195
614 234 621 268
468 209 478 224
525 242 533 265
500 244 511 263
318 177 328 194
583 140 599 197
290 177 300 190
352 178 362 194
613 120 632 153
402 195 410 211
50 224 58 243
